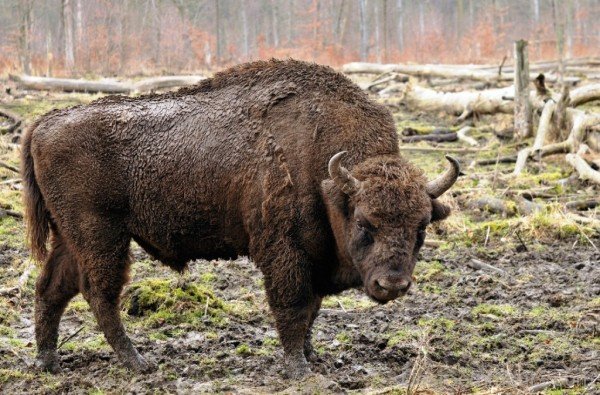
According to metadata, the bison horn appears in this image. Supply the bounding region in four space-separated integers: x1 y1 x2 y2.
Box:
328 151 360 194
426 155 460 198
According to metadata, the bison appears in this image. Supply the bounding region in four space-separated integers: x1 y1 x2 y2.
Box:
22 59 459 378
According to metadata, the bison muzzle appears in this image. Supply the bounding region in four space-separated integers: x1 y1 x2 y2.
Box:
22 59 458 378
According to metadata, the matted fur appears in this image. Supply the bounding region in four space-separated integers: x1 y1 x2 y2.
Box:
21 59 452 375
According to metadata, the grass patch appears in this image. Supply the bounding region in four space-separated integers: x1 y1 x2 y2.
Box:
122 278 227 328
322 294 375 310
472 304 516 318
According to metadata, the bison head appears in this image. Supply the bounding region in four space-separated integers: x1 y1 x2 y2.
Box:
321 152 459 303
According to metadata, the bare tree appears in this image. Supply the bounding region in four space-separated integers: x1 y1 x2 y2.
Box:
62 0 75 71
359 0 368 61
18 0 34 75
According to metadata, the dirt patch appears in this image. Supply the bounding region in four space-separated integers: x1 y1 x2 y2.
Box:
1 241 598 394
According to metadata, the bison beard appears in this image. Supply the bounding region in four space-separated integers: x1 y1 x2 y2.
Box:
22 59 458 378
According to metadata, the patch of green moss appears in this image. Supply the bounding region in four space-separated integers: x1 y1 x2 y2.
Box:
418 316 456 331
472 303 516 318
235 343 253 356
414 260 447 282
122 278 226 328
395 118 443 135
335 331 351 344
0 299 18 326
387 328 419 347
545 387 586 395
63 334 108 352
321 295 374 310
0 217 25 250
0 369 36 384
199 272 217 283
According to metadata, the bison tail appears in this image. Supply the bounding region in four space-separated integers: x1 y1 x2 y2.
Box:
21 123 49 262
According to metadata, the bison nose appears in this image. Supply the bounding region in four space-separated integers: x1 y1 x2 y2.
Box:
376 276 411 293
369 275 412 303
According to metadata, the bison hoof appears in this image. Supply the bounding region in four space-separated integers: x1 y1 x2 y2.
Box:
283 354 311 379
304 343 318 362
34 352 61 374
123 354 157 374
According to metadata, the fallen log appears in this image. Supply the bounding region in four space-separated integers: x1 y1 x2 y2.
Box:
342 62 511 82
566 145 600 185
342 62 581 83
565 199 599 211
467 196 517 216
9 74 131 94
396 83 514 115
569 83 600 107
131 75 207 93
401 132 457 143
8 74 207 94
514 109 600 174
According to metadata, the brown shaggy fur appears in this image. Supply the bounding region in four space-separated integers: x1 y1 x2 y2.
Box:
22 59 452 377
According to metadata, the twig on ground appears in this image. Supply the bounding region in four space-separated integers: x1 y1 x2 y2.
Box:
398 146 485 153
336 298 347 313
0 161 19 173
474 155 517 166
456 126 479 146
204 297 210 317
528 377 570 393
565 200 599 211
0 261 34 297
467 258 507 275
57 325 85 349
1 209 24 219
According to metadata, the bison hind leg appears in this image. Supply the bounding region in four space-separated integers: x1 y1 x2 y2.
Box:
34 233 80 373
77 230 156 373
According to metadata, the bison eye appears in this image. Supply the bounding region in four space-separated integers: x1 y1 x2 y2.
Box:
356 226 374 248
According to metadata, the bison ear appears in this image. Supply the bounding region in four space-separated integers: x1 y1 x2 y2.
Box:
431 199 451 222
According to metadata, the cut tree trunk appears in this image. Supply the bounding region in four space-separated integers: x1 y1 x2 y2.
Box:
514 40 533 139
9 75 207 94
531 100 556 153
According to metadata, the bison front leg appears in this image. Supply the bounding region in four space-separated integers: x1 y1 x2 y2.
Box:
304 297 322 362
262 260 316 379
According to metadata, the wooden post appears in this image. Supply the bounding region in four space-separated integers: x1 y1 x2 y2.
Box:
514 40 532 139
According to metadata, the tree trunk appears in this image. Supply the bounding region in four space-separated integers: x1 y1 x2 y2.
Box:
359 0 368 61
19 0 34 75
552 0 566 88
62 0 75 72
215 0 221 63
514 40 532 139
396 0 404 53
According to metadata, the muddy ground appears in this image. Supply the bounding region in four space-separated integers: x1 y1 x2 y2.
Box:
0 86 599 394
